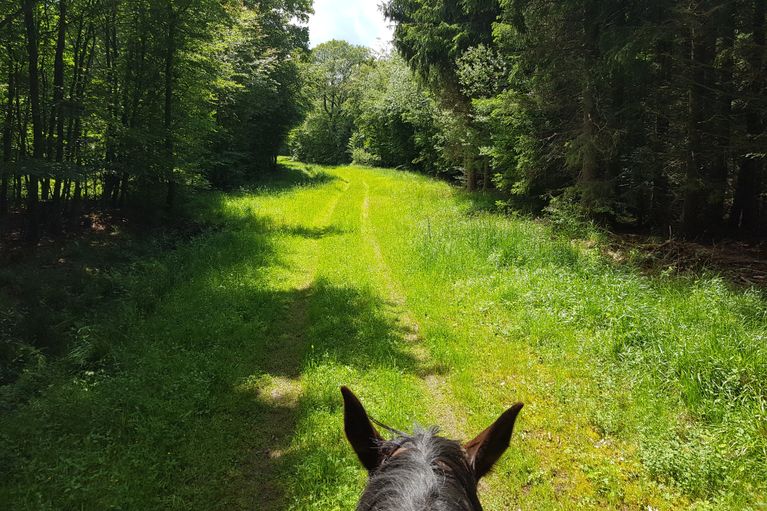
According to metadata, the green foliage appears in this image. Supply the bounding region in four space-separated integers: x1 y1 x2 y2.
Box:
543 192 598 239
385 0 767 236
0 0 310 224
349 141 380 167
289 110 354 164
383 0 500 92
209 4 310 187
455 44 508 99
288 40 370 165
347 56 444 172
289 47 448 172
290 45 459 176
382 0 504 188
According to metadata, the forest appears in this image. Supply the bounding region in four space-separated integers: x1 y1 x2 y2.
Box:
2 0 766 241
291 0 767 239
1 1 767 510
0 0 310 242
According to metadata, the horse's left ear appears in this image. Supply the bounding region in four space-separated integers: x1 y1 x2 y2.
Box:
464 402 523 479
341 386 383 472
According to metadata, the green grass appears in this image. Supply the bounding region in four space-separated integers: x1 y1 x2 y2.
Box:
1 160 766 510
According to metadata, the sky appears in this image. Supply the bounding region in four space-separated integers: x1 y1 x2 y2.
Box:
308 0 394 51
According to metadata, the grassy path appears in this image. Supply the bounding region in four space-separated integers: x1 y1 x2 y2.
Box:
227 178 348 509
360 179 464 439
2 162 765 510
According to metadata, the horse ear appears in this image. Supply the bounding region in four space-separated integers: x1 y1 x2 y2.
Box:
341 386 383 472
464 402 523 479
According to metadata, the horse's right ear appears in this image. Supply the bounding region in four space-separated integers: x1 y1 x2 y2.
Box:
341 386 383 472
464 402 523 479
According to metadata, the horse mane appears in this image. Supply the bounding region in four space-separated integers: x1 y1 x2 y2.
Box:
355 427 483 511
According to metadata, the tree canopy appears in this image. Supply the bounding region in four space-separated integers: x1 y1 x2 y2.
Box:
382 0 767 238
2 0 766 241
0 0 311 239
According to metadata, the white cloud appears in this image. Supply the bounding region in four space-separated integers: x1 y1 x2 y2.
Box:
308 0 393 51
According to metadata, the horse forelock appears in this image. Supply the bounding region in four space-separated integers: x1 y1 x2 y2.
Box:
355 427 482 511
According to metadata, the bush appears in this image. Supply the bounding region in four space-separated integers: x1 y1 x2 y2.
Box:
350 147 380 167
288 112 353 165
543 192 598 239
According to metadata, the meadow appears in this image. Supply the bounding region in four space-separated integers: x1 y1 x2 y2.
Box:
1 161 765 510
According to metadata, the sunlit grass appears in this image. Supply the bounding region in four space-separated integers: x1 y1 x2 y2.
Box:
361 166 766 510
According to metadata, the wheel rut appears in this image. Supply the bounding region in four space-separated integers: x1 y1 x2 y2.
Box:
360 180 465 439
227 182 348 510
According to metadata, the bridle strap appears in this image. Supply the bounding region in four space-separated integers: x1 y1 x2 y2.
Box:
369 415 406 438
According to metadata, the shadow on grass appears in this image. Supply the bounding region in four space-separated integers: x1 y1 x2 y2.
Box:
234 162 339 197
221 278 426 510
0 166 338 384
271 224 347 240
453 186 543 218
0 198 286 486
455 188 504 215
0 194 430 511
253 276 458 510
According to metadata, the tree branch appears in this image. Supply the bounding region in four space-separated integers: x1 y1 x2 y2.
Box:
0 8 23 32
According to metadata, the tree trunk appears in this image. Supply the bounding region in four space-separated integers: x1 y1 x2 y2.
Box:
651 30 672 229
465 153 477 191
15 174 22 204
23 0 43 242
103 2 121 208
164 11 177 210
682 12 715 237
578 1 601 209
48 0 67 232
69 23 95 228
52 0 67 173
118 172 128 206
730 0 765 232
69 179 81 230
705 2 735 233
65 14 86 162
1 60 15 215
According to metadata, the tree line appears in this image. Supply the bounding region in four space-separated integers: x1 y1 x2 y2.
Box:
5 1 765 242
380 0 767 238
288 41 459 176
0 0 310 242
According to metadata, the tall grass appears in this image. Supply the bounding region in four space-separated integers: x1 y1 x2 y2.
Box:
380 182 767 507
